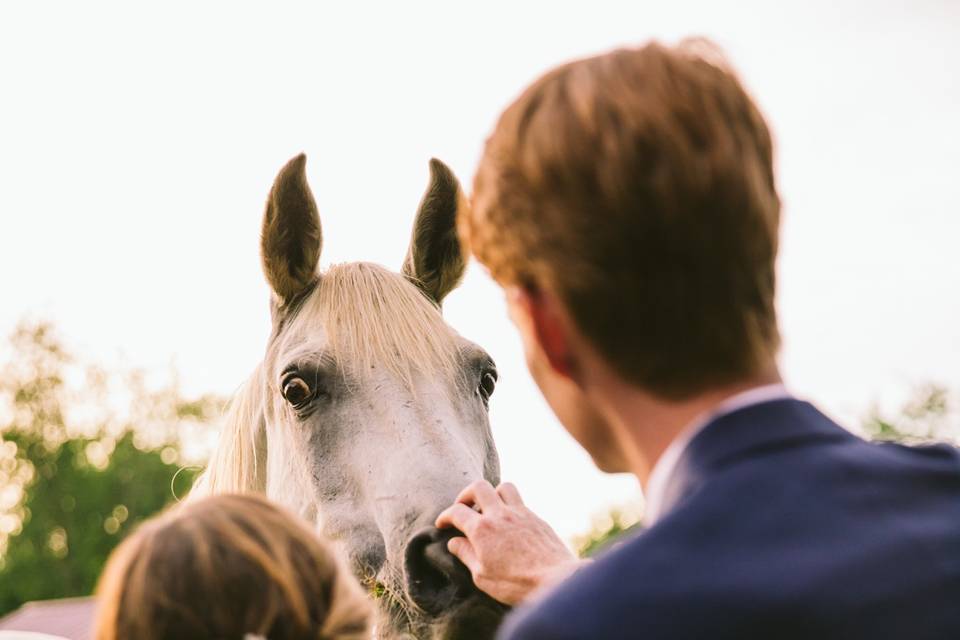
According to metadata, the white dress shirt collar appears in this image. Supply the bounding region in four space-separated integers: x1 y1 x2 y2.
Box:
643 383 792 527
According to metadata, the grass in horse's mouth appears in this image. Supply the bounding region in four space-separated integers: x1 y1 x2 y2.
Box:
361 574 422 635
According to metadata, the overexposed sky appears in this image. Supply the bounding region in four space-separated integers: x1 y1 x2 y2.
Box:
1 1 958 539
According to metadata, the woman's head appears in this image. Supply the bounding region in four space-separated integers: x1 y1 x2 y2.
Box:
94 493 371 640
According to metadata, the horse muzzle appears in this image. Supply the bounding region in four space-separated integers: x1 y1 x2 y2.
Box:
403 525 508 638
404 525 478 614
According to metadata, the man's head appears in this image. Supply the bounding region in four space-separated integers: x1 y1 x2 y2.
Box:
462 41 781 467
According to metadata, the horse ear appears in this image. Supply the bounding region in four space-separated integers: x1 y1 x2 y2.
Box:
402 158 467 306
261 154 322 304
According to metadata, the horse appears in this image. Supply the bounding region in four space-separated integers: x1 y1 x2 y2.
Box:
193 154 507 639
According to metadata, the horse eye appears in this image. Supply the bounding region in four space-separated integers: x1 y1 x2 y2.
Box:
478 371 497 404
282 376 313 408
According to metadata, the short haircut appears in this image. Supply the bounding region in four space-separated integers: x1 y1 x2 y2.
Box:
464 40 781 398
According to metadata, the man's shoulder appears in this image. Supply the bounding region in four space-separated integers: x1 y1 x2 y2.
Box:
498 523 755 640
499 432 960 640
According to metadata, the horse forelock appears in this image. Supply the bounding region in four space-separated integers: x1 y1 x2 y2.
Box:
276 261 462 389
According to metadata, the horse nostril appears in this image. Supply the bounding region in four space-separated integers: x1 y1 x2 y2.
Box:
404 526 476 614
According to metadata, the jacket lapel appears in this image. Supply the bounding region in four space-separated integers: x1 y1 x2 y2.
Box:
658 400 853 520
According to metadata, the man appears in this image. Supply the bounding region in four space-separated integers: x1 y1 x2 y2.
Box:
436 41 960 638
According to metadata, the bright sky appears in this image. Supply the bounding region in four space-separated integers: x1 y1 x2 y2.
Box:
1 1 958 540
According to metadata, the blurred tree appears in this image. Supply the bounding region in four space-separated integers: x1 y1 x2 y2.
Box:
574 508 642 558
863 384 959 445
575 385 960 558
0 321 224 615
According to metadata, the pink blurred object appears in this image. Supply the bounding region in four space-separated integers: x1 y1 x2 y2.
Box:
0 598 95 640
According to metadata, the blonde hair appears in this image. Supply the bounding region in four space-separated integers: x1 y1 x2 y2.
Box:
93 494 371 640
280 262 460 388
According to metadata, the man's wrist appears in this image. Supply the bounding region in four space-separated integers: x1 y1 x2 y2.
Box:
530 558 589 599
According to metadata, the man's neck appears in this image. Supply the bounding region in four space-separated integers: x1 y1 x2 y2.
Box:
587 366 782 487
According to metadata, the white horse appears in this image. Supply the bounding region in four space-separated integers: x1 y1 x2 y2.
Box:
194 155 506 639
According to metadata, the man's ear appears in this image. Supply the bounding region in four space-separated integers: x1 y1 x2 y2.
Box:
261 154 322 305
509 286 576 379
401 158 467 307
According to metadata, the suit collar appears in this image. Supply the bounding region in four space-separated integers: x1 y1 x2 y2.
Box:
654 399 851 523
644 384 791 526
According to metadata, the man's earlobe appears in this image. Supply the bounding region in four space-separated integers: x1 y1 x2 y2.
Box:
520 286 576 379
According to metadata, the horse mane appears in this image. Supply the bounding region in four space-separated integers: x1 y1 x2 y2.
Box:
191 364 266 496
194 262 461 496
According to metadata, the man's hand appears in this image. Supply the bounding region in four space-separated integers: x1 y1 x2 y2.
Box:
435 480 585 606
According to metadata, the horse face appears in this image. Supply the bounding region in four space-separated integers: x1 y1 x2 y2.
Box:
243 156 505 638
264 301 504 637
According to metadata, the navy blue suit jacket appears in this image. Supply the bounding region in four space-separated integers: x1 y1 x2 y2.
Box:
500 400 960 639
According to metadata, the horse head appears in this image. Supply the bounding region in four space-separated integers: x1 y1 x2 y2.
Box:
198 154 506 638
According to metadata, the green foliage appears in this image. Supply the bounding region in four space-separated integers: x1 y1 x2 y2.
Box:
574 508 643 558
862 385 959 445
0 321 222 615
